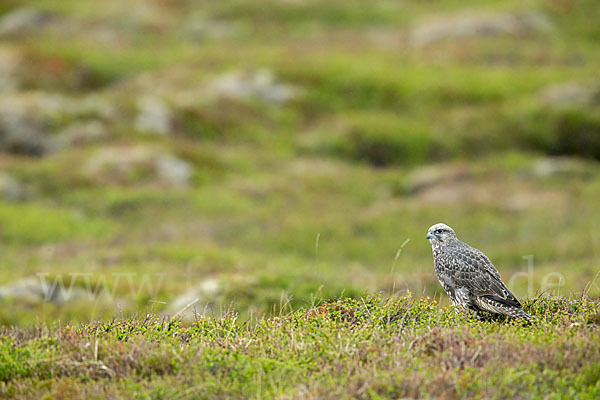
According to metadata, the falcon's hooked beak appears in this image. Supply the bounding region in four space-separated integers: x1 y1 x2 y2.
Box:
426 232 434 240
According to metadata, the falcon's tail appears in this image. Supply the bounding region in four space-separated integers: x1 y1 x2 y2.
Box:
505 307 536 325
476 296 536 325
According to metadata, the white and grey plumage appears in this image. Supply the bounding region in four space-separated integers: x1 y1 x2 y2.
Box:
426 223 534 323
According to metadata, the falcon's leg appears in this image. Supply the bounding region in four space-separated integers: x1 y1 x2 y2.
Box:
448 299 462 316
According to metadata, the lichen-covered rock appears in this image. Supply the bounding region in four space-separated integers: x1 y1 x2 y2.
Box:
85 146 193 187
168 278 222 319
154 154 193 187
0 7 56 38
182 18 240 41
539 83 600 108
532 157 596 179
0 173 29 201
56 120 107 148
135 96 173 136
166 274 257 320
0 94 56 156
0 92 117 156
0 277 88 304
211 68 300 105
410 11 552 47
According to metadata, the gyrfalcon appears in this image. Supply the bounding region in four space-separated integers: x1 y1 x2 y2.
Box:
427 223 534 323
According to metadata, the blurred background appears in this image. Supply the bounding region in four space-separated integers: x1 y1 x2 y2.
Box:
0 0 599 325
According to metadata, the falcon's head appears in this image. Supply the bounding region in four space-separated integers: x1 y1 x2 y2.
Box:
426 223 457 244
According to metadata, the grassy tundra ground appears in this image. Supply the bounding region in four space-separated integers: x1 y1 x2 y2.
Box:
1 295 599 398
0 0 599 397
0 0 598 325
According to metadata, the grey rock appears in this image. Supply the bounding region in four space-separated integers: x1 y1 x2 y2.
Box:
168 278 222 319
0 277 87 304
155 154 193 187
0 173 29 201
167 274 257 320
0 92 117 156
212 68 300 105
0 96 54 156
539 83 600 107
532 157 596 179
135 96 173 136
85 146 193 187
57 120 106 147
410 11 552 47
0 7 55 37
183 18 240 41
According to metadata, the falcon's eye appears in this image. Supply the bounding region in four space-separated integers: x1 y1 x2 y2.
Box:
435 229 443 234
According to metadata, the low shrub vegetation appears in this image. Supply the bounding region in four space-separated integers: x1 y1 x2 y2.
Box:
0 294 598 398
